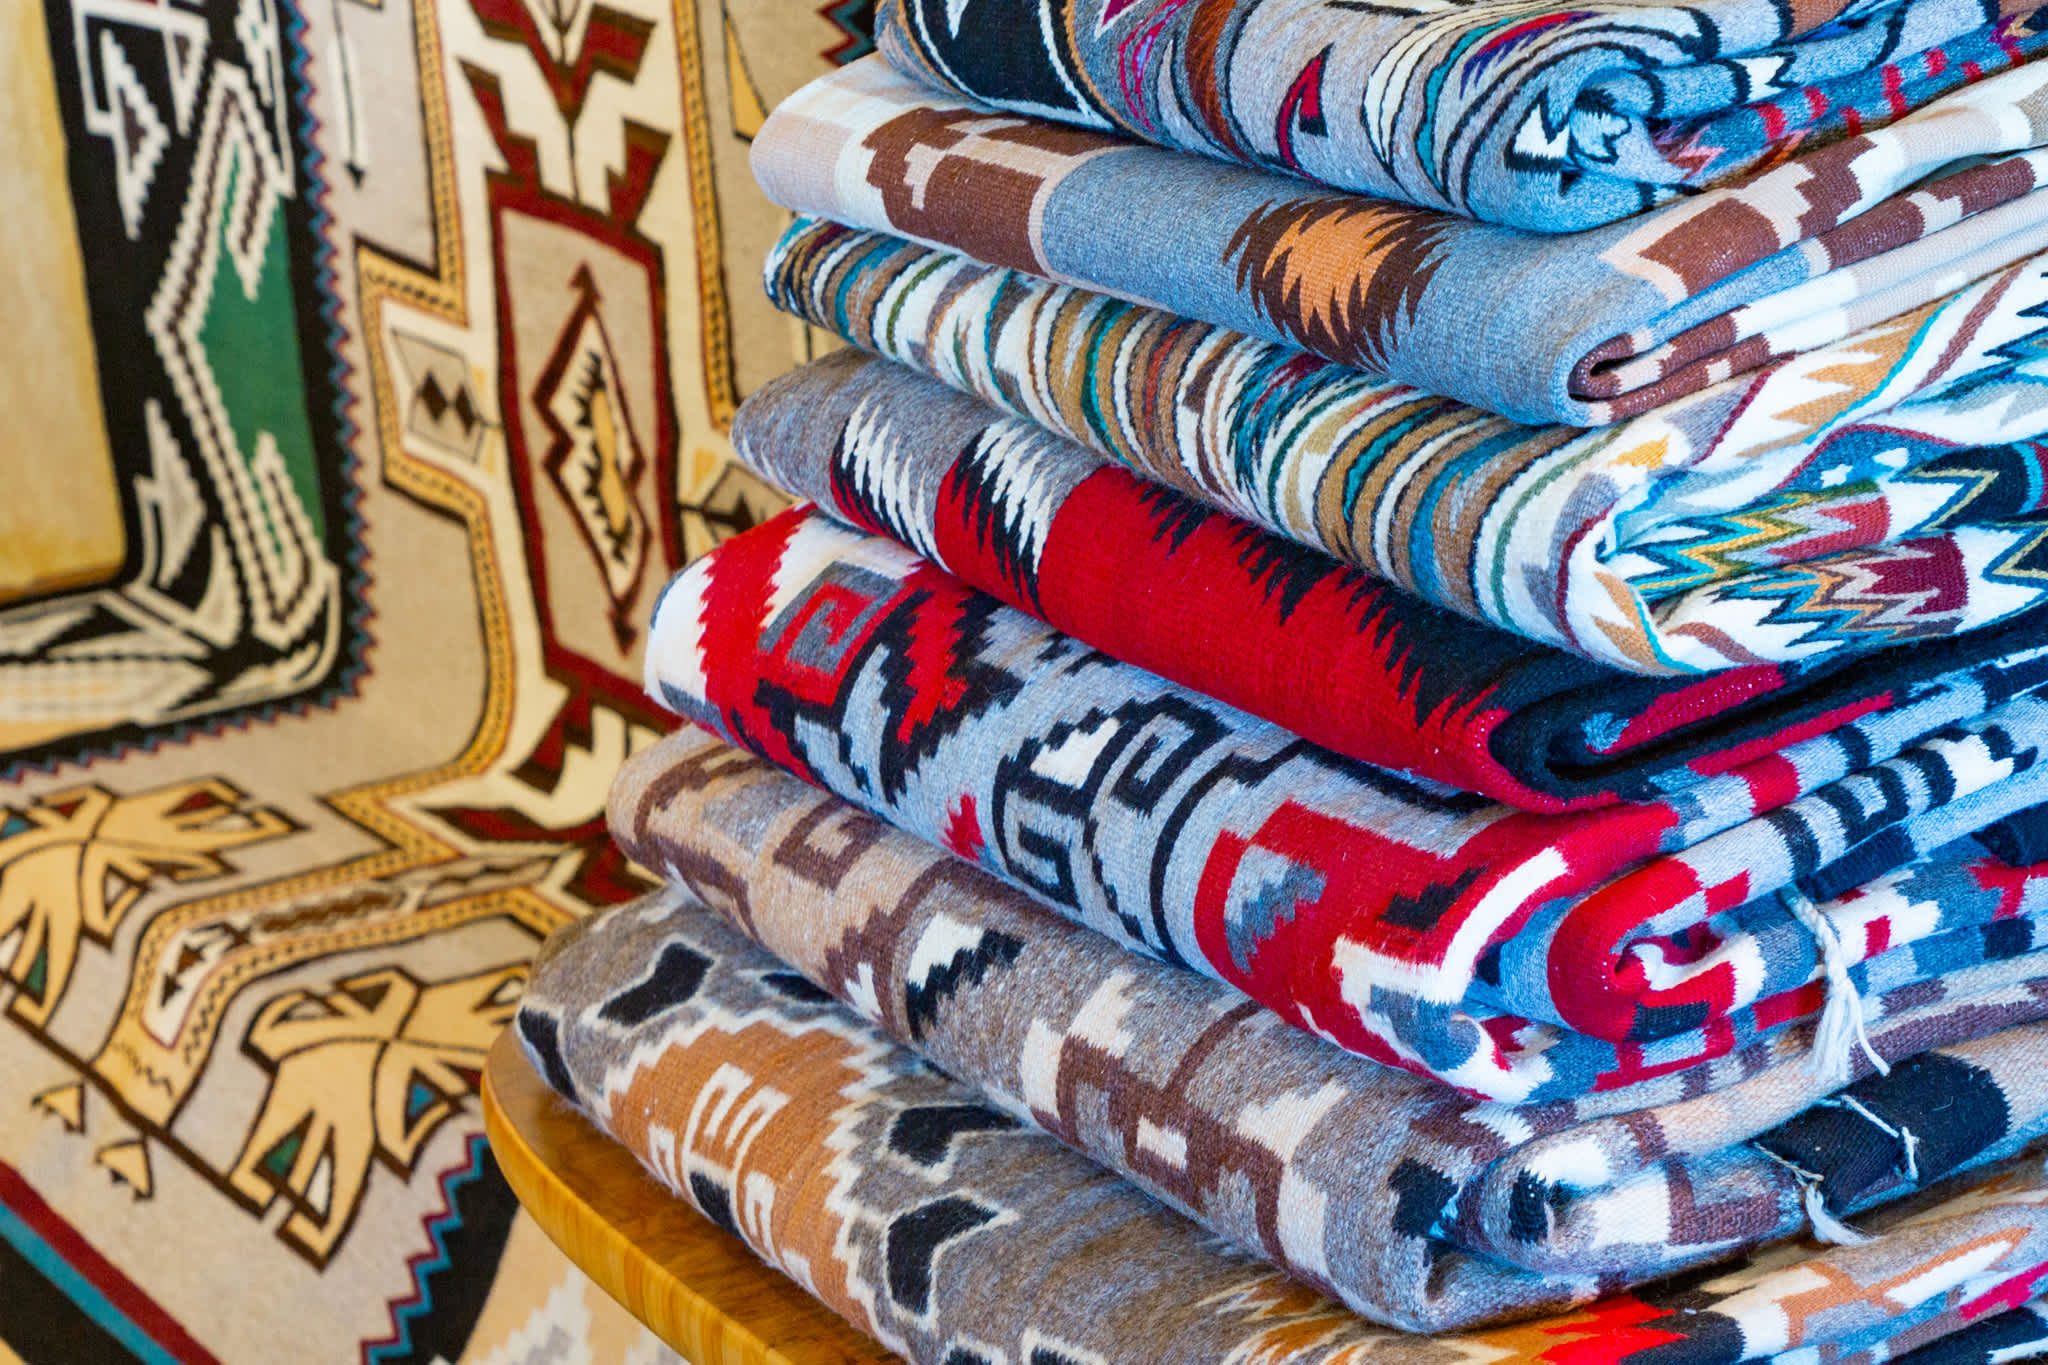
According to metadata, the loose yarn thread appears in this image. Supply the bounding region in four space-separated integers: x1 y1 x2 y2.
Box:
1786 887 1891 1089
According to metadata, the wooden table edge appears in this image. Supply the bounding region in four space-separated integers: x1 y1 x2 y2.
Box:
480 1028 900 1365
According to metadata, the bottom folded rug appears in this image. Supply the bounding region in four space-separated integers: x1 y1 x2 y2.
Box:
520 888 2048 1365
604 729 2048 1333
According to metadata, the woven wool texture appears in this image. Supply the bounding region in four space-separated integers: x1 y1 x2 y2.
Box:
522 888 2048 1362
731 349 2048 810
0 1 877 1357
873 0 2048 231
763 219 2048 675
608 728 2048 1330
752 58 2048 424
643 506 2048 1100
1915 1308 2048 1364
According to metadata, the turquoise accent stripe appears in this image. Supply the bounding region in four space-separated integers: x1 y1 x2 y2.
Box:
0 1196 182 1365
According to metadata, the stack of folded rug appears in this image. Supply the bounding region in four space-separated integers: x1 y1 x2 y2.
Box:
516 1 2048 1360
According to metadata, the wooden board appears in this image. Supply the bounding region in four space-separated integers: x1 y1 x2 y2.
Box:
482 1029 901 1365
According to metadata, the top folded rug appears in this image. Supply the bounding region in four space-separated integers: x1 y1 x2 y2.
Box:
753 56 2048 424
874 0 2048 232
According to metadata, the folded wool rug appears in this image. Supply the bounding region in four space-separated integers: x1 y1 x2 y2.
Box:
764 219 2048 675
607 727 2048 1328
1988 805 2048 868
522 887 2048 1357
644 507 2048 1098
873 0 2048 232
1922 1307 2048 1365
753 58 2048 425
732 349 2048 808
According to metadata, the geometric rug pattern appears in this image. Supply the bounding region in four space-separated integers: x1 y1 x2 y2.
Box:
0 0 865 1356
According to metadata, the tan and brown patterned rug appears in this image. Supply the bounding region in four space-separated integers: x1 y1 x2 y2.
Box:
0 1 862 1357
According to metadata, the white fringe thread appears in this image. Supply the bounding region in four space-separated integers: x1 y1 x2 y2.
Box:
1755 1149 1875 1247
1824 1092 1921 1185
1802 1180 1875 1247
1785 887 1891 1089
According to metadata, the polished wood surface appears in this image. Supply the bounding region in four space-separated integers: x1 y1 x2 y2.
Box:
482 1029 901 1365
